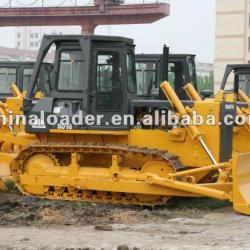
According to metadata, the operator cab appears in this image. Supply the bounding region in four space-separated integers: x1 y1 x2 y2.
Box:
220 64 250 100
135 53 197 100
24 35 137 132
0 62 52 100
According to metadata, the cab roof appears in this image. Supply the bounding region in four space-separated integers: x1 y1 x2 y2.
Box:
43 35 134 44
136 53 195 59
0 61 50 66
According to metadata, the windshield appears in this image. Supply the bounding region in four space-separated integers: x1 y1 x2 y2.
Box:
23 64 52 95
238 73 250 98
58 50 84 91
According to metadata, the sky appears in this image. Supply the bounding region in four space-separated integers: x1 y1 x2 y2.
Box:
0 0 216 63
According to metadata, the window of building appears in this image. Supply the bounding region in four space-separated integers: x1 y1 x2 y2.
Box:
248 37 250 50
30 42 34 47
30 33 34 38
35 42 39 47
35 33 39 38
17 41 21 47
17 32 21 38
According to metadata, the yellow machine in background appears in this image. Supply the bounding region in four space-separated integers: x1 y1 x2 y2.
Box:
0 84 37 184
0 35 249 216
184 65 250 154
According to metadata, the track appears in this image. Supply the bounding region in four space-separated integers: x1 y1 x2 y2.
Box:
10 142 184 205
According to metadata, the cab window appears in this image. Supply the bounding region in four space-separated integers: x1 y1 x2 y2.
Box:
168 62 186 99
58 50 84 91
188 60 196 86
224 71 235 92
96 51 122 111
23 65 51 95
22 68 33 91
238 73 250 98
126 54 136 92
0 67 17 94
40 64 52 95
136 61 157 96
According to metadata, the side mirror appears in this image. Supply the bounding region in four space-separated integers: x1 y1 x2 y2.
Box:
200 89 214 99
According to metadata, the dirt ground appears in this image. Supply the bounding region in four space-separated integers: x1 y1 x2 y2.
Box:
0 191 250 250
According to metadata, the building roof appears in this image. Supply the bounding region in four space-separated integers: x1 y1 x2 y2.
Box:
0 46 38 60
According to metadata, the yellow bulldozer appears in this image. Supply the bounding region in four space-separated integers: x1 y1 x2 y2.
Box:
0 35 249 216
184 64 250 154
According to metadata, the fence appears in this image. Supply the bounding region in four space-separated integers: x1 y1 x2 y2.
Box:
0 0 169 8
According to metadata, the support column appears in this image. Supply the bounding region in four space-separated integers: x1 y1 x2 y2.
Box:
81 22 97 35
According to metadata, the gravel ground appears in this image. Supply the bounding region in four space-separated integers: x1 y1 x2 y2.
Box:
0 191 250 250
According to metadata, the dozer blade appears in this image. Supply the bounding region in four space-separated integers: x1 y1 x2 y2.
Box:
232 152 250 215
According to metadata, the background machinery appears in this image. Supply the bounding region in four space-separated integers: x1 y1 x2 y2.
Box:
185 64 250 101
135 52 197 100
184 64 250 154
0 61 52 100
0 35 249 215
219 64 250 100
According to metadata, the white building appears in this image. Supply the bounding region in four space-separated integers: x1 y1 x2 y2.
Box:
214 0 250 91
15 26 81 51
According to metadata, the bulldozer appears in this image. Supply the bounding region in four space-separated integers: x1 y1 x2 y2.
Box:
184 64 250 102
219 64 250 100
184 64 250 154
135 48 197 100
0 35 249 215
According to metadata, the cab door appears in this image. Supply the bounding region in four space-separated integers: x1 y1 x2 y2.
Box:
90 47 127 130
